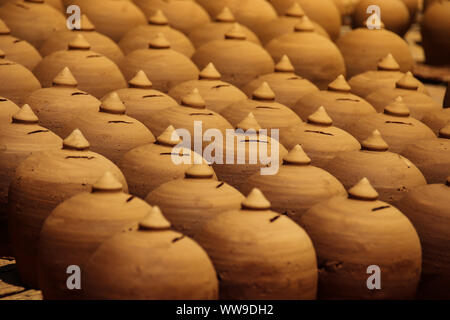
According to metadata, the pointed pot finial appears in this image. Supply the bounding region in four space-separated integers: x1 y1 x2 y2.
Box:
361 129 389 151
285 2 305 17
63 129 90 150
241 188 271 210
92 171 123 193
0 19 10 35
100 92 126 115
236 112 262 131
348 177 379 201
199 63 222 80
52 67 78 87
12 104 39 124
156 125 182 146
384 96 410 117
0 49 5 59
396 71 419 90
377 53 400 71
215 6 236 23
68 34 91 50
79 14 95 31
294 16 315 32
283 145 311 165
275 55 295 73
307 106 333 126
139 206 171 231
185 164 215 179
128 70 153 89
148 9 169 25
149 33 171 49
225 23 247 40
252 81 276 101
328 75 351 93
439 122 450 139
181 88 206 109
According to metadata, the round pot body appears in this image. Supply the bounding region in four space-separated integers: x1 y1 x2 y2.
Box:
0 0 64 11
0 33 42 70
421 1 450 65
421 108 450 135
0 96 19 124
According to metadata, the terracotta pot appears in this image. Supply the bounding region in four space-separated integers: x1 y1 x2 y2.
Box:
292 75 376 130
336 27 415 78
0 50 41 105
192 23 274 89
254 2 330 45
0 96 19 124
187 6 261 48
401 124 450 184
33 35 127 99
323 129 427 205
241 145 346 224
348 53 428 99
83 207 219 300
365 72 441 120
265 16 346 90
421 0 450 65
396 177 450 299
168 62 247 113
120 33 199 93
67 0 147 42
243 55 319 108
196 0 277 33
39 15 124 64
347 97 436 153
211 113 288 193
8 129 128 288
71 92 155 164
118 125 214 199
0 0 65 48
133 0 211 35
38 172 150 300
352 0 410 36
0 19 42 70
299 178 422 299
267 0 342 40
111 70 178 129
421 108 450 135
195 188 318 300
221 81 303 135
280 106 361 168
119 10 195 57
25 67 101 138
146 164 244 237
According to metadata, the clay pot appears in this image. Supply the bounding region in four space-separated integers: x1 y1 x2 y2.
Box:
71 92 155 164
0 50 41 105
195 188 318 300
348 53 428 99
347 97 436 153
421 0 450 65
211 113 288 193
8 129 128 288
118 125 214 199
120 33 199 93
133 0 211 35
0 0 65 48
280 106 361 167
0 19 41 70
265 16 346 90
365 72 441 120
401 124 450 184
196 0 277 33
38 172 150 300
323 129 427 205
142 88 233 142
146 164 244 237
292 75 376 130
119 10 195 57
24 67 101 138
243 55 319 108
111 70 178 128
39 15 124 65
299 178 422 299
336 26 415 78
67 0 147 42
221 82 303 134
0 96 19 124
254 2 330 45
267 0 342 40
352 0 410 36
396 177 450 299
168 62 247 113
33 35 127 99
192 23 274 89
421 108 450 135
241 145 346 224
187 6 261 48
